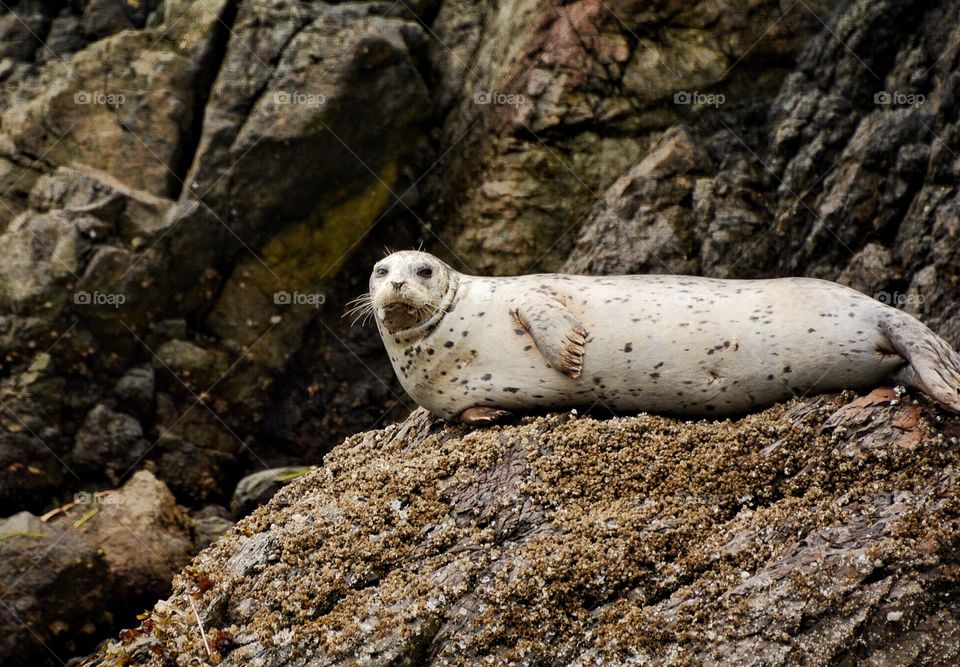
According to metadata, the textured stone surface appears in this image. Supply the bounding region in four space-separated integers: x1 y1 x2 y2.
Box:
0 511 109 666
71 404 147 485
564 0 960 353
0 471 192 664
86 393 960 665
67 471 194 609
425 0 838 275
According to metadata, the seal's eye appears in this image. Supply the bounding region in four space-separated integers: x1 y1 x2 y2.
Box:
375 266 388 277
417 266 433 279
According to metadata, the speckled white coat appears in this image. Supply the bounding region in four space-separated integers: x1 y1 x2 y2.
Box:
376 268 960 421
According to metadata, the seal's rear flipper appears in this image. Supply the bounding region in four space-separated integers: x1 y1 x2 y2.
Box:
460 407 512 425
511 295 587 378
881 315 960 413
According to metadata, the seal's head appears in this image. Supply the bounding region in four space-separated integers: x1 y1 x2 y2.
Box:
363 251 458 337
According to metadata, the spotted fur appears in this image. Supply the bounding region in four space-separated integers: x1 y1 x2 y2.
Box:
364 251 960 422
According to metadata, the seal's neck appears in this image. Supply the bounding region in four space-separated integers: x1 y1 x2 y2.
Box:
390 272 460 345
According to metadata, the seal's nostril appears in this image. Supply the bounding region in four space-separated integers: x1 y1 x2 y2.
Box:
392 281 404 291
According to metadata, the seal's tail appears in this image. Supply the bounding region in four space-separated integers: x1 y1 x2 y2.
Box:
881 313 960 413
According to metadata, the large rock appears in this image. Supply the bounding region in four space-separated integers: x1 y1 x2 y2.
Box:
0 1 435 504
562 0 960 349
193 1 434 379
0 163 176 358
71 404 147 485
66 471 194 609
0 512 110 665
0 471 194 665
0 0 229 199
87 392 960 665
425 0 838 274
564 125 714 276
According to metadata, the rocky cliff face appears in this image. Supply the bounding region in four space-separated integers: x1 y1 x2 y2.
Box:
1 0 960 663
86 393 960 665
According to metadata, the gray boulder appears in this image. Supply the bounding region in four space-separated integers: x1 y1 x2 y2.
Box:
231 466 313 518
112 366 155 420
192 504 234 550
0 512 110 665
71 405 147 485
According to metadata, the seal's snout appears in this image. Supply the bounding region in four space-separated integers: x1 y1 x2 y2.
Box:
367 250 456 336
370 270 432 333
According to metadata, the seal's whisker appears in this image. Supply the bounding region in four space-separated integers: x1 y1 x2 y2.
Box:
349 309 375 327
344 293 372 311
344 293 375 326
343 302 373 317
354 309 376 327
344 308 374 324
343 304 371 318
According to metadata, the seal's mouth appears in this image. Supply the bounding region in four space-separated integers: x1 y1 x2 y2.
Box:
377 300 428 332
378 302 418 317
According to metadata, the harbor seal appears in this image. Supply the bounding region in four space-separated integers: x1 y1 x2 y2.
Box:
350 250 960 425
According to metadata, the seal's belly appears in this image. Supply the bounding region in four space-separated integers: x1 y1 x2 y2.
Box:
395 275 904 418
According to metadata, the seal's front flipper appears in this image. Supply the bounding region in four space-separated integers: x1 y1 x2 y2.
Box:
882 315 960 413
512 296 587 378
460 407 513 425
